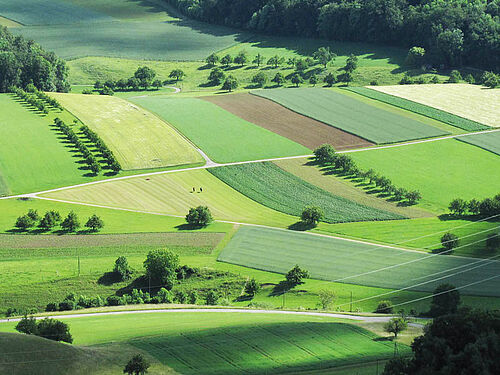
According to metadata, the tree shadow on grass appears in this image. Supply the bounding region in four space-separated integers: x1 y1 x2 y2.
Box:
98 271 122 286
288 221 315 231
175 223 205 231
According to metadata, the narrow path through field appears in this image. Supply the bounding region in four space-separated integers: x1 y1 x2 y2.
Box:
0 307 424 326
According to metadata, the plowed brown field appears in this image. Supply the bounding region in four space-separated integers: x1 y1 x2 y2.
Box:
202 93 373 150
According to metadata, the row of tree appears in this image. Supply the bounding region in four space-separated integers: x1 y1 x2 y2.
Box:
314 144 421 205
14 209 103 233
80 125 121 172
165 0 499 71
11 86 50 114
448 194 500 217
0 26 70 93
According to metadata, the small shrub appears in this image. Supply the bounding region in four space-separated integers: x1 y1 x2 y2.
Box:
375 300 393 314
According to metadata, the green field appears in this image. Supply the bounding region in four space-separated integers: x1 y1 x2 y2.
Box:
50 93 203 170
0 312 408 375
0 95 96 195
41 169 297 227
252 88 447 144
130 97 311 163
458 131 500 156
209 162 403 223
348 139 500 212
219 226 500 296
346 87 490 132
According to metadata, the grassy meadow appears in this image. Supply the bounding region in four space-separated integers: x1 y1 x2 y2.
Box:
219 226 500 296
459 130 500 156
209 162 403 223
371 84 499 128
50 93 204 170
131 97 311 163
349 139 500 212
253 88 447 144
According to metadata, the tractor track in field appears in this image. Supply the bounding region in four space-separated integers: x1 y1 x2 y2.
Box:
1 127 498 202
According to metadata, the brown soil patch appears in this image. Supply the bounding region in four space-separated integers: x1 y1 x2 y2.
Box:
202 93 374 150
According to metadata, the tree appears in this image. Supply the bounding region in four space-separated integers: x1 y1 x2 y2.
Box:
399 73 413 85
464 73 475 84
15 315 38 335
189 290 198 305
221 54 232 67
251 72 267 87
375 300 393 314
301 206 324 227
116 78 128 91
448 70 462 83
27 209 39 222
15 215 34 231
208 67 225 84
143 249 180 289
323 72 336 87
384 317 407 339
185 206 213 227
318 289 335 310
339 71 353 84
441 232 459 252
233 51 248 66
486 233 500 251
468 198 481 215
104 79 116 90
205 53 219 67
436 28 464 67
123 354 150 375
85 214 104 232
344 54 358 72
294 58 309 71
405 190 421 205
291 73 303 87
244 278 260 297
252 53 265 67
175 290 187 304
271 72 286 86
309 74 318 86
313 144 336 164
313 47 336 68
127 77 140 91
99 86 114 96
285 265 309 286
429 283 460 317
449 198 467 215
134 66 156 89
169 69 185 82
267 55 284 68
405 46 426 67
61 211 80 232
481 71 499 88
39 210 61 230
37 318 73 343
430 75 440 84
221 75 238 92
205 290 219 305
114 256 132 280
94 81 103 90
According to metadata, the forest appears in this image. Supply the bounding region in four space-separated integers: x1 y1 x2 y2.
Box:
165 0 500 71
0 26 70 92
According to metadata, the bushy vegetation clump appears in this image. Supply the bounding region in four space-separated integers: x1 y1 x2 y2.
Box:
448 194 500 217
16 316 73 343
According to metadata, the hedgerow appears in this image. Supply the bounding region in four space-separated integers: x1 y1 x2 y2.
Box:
80 125 121 172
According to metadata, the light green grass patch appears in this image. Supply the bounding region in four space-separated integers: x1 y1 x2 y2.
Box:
41 169 298 227
50 93 203 170
209 162 403 223
219 226 500 296
349 139 500 212
458 131 500 156
130 97 310 163
0 312 408 375
252 88 447 144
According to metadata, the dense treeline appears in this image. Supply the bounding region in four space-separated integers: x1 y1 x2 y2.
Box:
165 0 500 71
0 26 70 93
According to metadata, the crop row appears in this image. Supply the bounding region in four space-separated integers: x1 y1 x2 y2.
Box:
53 118 101 174
80 125 121 172
209 162 403 223
345 87 489 132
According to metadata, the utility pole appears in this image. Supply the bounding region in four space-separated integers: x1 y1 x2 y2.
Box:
350 291 353 312
77 256 80 277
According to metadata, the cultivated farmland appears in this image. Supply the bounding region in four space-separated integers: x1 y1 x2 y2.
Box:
0 95 94 195
219 226 500 296
458 130 500 156
371 84 500 128
347 87 490 131
252 88 448 144
202 93 373 150
0 312 409 375
50 93 203 170
40 169 297 227
131 97 311 163
209 162 403 223
349 139 500 212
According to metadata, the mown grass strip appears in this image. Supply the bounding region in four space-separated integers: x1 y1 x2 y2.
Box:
209 162 404 223
345 87 490 132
